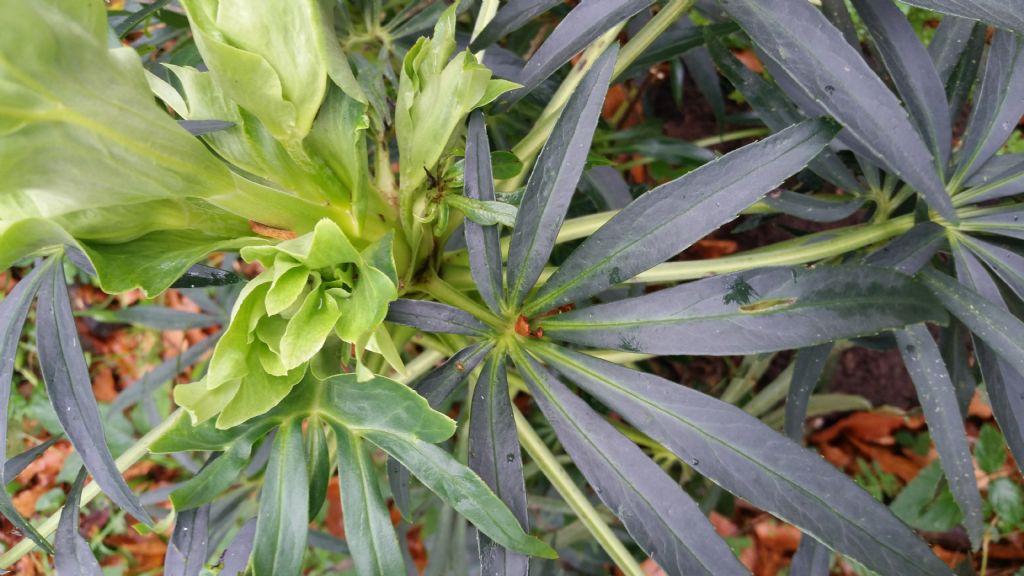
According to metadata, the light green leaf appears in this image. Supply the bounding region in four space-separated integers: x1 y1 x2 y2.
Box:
445 194 518 227
216 356 306 429
319 374 455 442
264 263 310 316
366 431 557 560
281 288 342 369
335 267 397 343
977 424 1008 475
180 0 328 143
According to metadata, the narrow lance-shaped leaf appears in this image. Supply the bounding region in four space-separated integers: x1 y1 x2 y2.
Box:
898 0 1024 35
896 324 984 548
950 245 1024 477
952 31 1024 185
5 437 61 484
542 266 947 355
944 23 986 124
464 112 505 314
506 46 617 308
763 191 865 223
165 504 211 576
366 430 557 560
960 236 1024 303
507 2 649 100
253 419 308 576
929 15 980 84
0 261 54 553
55 468 102 576
306 419 331 520
389 343 494 519
851 0 951 167
821 0 860 50
333 423 407 576
221 518 258 576
469 359 530 575
783 343 832 441
784 342 834 576
36 260 152 524
862 222 946 274
717 0 957 222
527 119 838 314
919 268 1024 377
386 299 489 335
706 36 862 193
535 345 953 576
470 0 562 51
514 351 747 575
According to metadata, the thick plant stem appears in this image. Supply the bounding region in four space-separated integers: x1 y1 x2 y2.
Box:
512 407 645 576
0 410 185 568
503 24 627 192
422 272 505 328
612 0 696 79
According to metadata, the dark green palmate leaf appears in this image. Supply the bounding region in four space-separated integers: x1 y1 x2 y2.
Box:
170 263 243 289
920 267 1024 377
895 324 983 547
783 344 834 576
706 37 862 193
542 266 946 355
306 420 331 520
36 259 151 524
898 0 1024 35
334 423 405 576
863 222 946 274
783 343 832 440
314 375 553 564
951 31 1024 185
717 0 956 221
527 118 838 314
386 299 489 335
532 345 952 576
850 0 951 166
389 343 494 519
948 244 1024 474
513 351 746 575
366 431 556 561
762 191 864 223
929 15 979 84
506 46 617 307
468 358 530 575
960 236 1024 302
962 156 1024 204
464 112 505 314
253 418 308 576
55 468 102 576
943 22 987 124
469 0 562 51
165 504 211 576
0 261 54 553
507 1 651 100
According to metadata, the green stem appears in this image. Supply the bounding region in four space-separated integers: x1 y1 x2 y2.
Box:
612 0 696 79
503 24 627 192
0 410 185 568
422 272 504 328
627 215 915 283
512 406 645 576
691 127 770 148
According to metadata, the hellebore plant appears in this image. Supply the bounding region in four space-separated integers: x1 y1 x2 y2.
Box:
2 0 1024 575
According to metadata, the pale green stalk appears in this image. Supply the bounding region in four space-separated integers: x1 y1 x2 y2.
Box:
612 0 697 79
503 24 627 192
512 406 645 576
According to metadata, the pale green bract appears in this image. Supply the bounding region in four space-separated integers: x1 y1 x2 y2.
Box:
395 2 519 196
179 0 330 145
176 219 399 429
